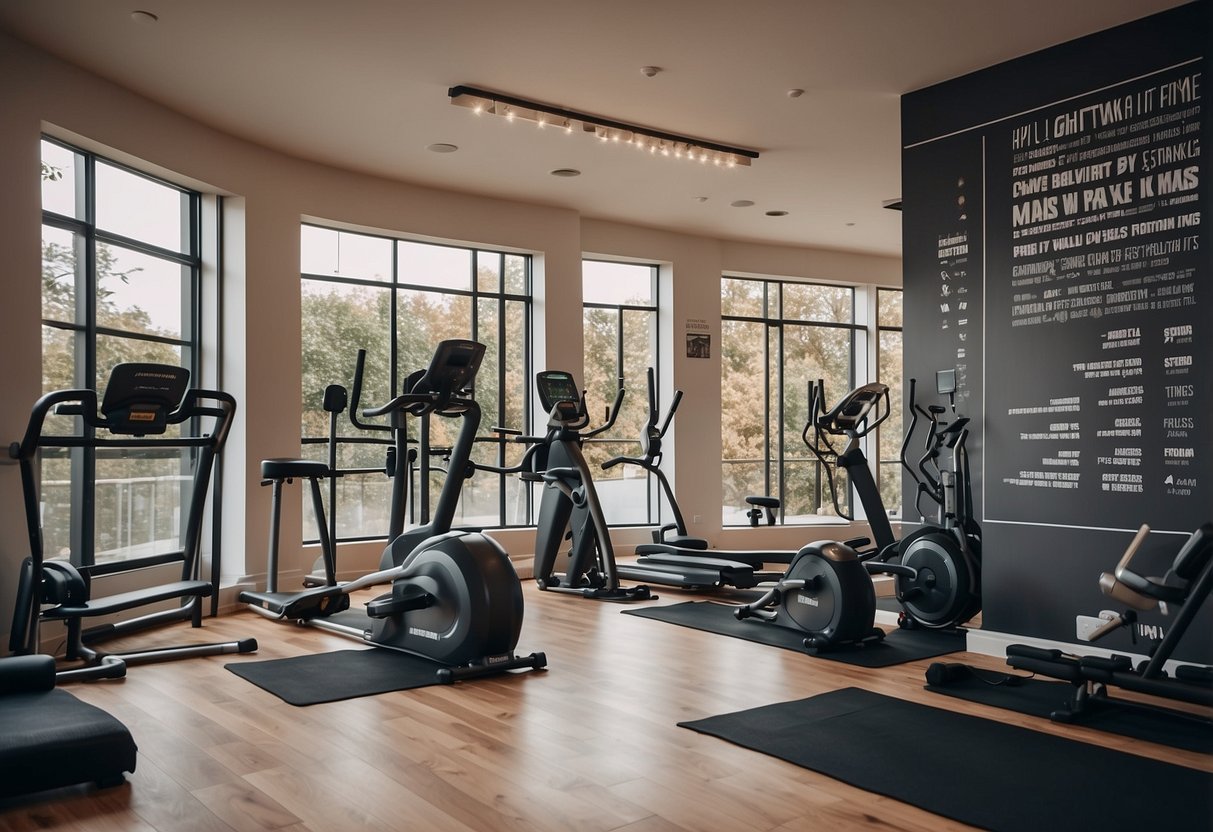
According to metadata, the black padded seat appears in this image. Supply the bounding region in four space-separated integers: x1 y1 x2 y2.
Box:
261 458 329 480
0 655 137 798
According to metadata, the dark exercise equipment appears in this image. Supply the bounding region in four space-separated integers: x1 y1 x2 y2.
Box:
618 384 797 577
240 339 545 683
9 363 257 681
602 368 706 550
0 654 137 798
731 381 916 651
507 370 654 601
1004 523 1213 724
895 370 982 628
602 368 784 591
799 374 981 632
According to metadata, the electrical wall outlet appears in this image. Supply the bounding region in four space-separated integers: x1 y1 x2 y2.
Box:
692 515 702 524
1076 611 1119 642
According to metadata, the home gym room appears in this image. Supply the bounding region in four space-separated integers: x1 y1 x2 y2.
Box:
0 1 1209 829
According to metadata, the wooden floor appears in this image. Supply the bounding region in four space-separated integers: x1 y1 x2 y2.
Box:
2 582 1210 832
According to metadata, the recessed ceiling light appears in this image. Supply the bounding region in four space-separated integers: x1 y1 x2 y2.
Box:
550 168 581 177
786 89 805 98
765 210 788 217
130 9 158 23
695 196 709 203
730 200 755 208
426 143 459 153
641 66 662 77
845 222 856 227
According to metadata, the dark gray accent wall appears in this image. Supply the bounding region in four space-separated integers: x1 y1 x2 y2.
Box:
901 1 1211 661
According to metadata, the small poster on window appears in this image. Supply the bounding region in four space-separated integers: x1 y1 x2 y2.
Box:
685 318 711 359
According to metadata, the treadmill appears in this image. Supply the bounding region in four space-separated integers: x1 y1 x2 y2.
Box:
601 370 787 590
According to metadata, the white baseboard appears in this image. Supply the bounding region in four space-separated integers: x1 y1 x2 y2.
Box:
964 627 1201 675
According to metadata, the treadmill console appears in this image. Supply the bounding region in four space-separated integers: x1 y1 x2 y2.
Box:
537 371 581 413
828 382 888 433
414 339 486 401
98 363 191 435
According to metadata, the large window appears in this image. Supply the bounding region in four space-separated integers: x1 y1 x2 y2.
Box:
720 276 861 525
876 288 904 517
581 260 659 526
300 225 531 539
40 137 203 565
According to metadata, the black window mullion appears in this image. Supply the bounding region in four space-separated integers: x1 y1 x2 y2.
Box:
497 256 508 525
75 152 98 563
44 136 203 567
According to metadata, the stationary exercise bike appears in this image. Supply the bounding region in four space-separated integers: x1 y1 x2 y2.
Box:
240 339 545 682
733 382 916 651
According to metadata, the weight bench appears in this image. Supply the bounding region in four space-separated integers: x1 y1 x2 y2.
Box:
1007 522 1213 721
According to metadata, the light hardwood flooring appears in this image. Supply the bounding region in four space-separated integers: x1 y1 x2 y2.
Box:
2 582 1210 831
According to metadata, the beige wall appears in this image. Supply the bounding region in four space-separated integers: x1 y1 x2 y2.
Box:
0 31 900 642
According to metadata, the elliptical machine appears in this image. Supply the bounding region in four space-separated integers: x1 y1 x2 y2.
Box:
800 375 981 632
512 370 654 601
601 368 783 591
896 370 982 629
733 382 915 651
602 368 706 550
240 340 545 682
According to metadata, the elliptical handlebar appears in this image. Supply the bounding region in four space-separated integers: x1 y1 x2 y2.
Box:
348 349 391 434
582 386 626 439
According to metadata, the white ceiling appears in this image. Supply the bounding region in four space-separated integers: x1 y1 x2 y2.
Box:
0 0 1186 257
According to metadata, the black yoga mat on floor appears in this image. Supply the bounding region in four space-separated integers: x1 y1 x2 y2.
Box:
680 687 1213 832
623 601 964 667
226 648 447 706
926 670 1213 755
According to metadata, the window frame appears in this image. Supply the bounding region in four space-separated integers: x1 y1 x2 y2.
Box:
581 258 662 528
720 275 863 526
300 223 533 540
39 135 204 568
875 287 904 519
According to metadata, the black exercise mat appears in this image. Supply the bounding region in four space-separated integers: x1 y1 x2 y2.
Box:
623 601 964 667
680 687 1213 832
926 670 1213 755
226 648 447 706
